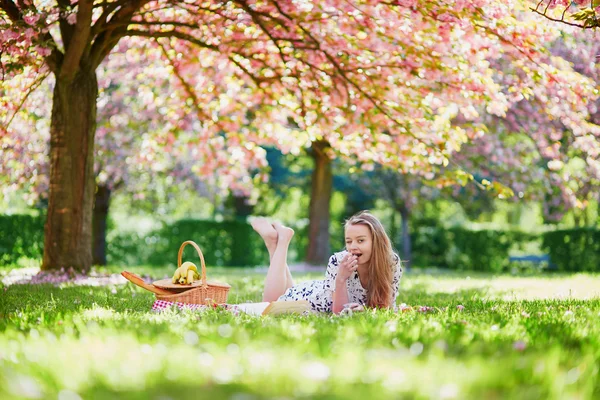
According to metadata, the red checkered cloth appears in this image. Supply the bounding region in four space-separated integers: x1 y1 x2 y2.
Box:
151 300 210 312
151 300 246 315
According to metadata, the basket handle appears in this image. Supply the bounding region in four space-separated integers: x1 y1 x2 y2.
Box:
178 240 207 288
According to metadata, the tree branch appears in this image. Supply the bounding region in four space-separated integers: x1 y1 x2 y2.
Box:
90 0 130 37
157 40 224 139
234 0 292 67
56 0 75 50
60 0 94 80
96 19 202 32
0 0 63 74
0 0 21 21
3 72 50 130
173 2 237 22
88 0 152 69
529 7 594 29
123 29 219 50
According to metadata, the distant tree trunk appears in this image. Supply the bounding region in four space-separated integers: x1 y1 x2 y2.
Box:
306 140 333 265
92 185 111 266
230 194 255 218
399 206 412 269
573 211 582 227
42 70 98 272
389 208 398 249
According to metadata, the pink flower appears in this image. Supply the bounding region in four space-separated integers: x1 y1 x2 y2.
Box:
396 0 416 7
35 46 52 57
513 341 527 351
397 303 412 312
521 311 530 318
456 305 465 311
24 15 40 25
66 13 77 25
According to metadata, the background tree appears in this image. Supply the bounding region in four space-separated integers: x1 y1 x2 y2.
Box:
2 0 599 270
531 0 600 29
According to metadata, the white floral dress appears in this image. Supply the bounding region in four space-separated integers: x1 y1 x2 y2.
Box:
278 250 403 312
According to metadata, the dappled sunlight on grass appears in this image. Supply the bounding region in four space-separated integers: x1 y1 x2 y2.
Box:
404 271 600 300
1 268 599 399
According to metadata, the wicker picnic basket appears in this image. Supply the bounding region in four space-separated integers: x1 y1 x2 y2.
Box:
154 240 230 305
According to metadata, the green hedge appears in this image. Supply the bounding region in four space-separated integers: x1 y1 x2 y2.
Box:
410 225 450 268
444 229 536 272
109 219 259 267
542 229 600 272
0 214 45 265
107 219 312 267
1 214 599 272
409 227 537 272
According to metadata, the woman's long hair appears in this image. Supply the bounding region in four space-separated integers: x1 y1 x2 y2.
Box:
345 210 395 308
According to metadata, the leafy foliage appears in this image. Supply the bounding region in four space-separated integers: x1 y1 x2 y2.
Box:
444 229 536 272
3 214 599 272
0 214 44 265
542 229 600 272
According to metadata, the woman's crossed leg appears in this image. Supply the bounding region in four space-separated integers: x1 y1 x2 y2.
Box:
250 217 295 301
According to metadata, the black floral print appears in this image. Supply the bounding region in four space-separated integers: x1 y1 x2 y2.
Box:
278 250 403 312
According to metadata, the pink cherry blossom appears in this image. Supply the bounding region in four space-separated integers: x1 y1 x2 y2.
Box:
1 0 599 257
513 341 527 351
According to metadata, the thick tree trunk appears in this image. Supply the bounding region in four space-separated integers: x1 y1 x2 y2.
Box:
306 140 333 265
399 206 412 269
230 194 254 218
42 70 98 272
92 185 111 266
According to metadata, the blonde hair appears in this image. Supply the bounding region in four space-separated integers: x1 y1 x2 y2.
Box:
345 210 396 308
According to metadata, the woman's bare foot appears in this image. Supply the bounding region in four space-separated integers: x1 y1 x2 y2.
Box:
250 217 278 258
272 222 294 243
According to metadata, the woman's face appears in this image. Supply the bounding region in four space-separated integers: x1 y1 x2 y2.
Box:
345 223 373 266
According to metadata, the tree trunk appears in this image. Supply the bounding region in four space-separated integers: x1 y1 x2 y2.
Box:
42 70 98 272
389 208 397 249
399 206 412 269
230 194 254 218
92 185 111 266
306 140 333 265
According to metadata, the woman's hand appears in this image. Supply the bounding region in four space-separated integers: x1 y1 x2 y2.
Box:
337 252 358 283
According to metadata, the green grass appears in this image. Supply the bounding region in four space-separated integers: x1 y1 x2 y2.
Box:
1 267 599 400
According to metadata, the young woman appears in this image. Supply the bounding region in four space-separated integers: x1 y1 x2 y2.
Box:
251 210 402 314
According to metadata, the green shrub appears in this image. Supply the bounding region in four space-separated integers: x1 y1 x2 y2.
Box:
107 219 267 267
445 229 539 272
0 214 45 265
542 229 600 272
445 229 509 272
107 218 312 267
410 225 450 267
3 214 599 272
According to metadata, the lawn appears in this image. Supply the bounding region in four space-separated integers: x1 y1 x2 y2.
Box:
1 266 599 400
